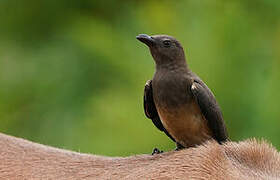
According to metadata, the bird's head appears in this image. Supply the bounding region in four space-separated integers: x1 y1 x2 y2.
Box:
136 34 186 66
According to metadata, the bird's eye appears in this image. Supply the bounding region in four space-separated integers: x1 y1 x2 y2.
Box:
163 40 171 47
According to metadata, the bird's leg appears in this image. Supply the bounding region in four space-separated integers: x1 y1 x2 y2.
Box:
175 142 185 151
152 148 163 155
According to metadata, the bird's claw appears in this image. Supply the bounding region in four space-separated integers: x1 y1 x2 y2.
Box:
152 148 163 155
175 143 185 151
175 147 182 151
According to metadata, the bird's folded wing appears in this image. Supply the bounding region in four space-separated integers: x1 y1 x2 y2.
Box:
144 80 175 142
191 80 228 143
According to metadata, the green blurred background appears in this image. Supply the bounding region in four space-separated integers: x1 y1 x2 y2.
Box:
0 0 279 156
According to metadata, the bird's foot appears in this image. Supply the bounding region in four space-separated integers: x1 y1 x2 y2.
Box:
175 142 185 151
152 148 163 155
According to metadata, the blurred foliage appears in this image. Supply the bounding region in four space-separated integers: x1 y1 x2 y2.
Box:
0 0 279 156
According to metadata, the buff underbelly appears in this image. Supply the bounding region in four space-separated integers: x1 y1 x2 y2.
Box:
157 101 213 147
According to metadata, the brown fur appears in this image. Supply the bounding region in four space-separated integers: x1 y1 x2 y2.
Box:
0 133 279 179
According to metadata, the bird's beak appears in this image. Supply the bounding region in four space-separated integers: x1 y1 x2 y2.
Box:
136 34 155 47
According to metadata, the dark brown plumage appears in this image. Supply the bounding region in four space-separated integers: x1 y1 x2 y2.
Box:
137 34 228 151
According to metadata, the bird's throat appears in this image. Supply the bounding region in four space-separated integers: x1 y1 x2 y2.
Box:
155 59 188 72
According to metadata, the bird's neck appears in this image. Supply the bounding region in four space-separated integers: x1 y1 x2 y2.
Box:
155 58 188 72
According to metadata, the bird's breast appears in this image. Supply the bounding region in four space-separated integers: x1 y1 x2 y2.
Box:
152 73 192 108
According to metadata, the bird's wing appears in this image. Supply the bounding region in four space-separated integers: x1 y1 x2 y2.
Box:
144 80 175 142
191 78 228 143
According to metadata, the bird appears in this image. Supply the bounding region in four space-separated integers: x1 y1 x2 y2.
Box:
136 34 228 154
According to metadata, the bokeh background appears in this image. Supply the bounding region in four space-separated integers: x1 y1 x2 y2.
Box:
0 0 280 156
